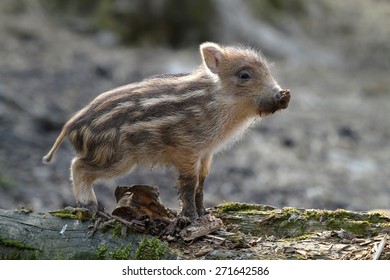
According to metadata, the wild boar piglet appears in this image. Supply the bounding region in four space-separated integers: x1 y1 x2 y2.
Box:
43 42 291 220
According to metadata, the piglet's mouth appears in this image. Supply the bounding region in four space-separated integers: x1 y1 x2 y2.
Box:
258 89 291 117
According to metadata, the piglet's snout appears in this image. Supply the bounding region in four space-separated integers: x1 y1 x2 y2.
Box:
276 89 290 109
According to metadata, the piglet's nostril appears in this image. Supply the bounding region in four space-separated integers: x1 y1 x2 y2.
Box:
276 89 290 99
281 89 290 95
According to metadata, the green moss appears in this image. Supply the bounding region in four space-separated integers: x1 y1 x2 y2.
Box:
304 208 390 236
274 214 308 237
326 219 370 236
0 251 38 260
281 207 302 215
219 204 390 239
99 220 127 238
112 221 125 238
82 244 134 260
280 233 317 242
96 245 108 259
0 236 37 251
109 244 133 260
135 236 168 260
366 211 390 223
67 243 135 260
50 207 93 221
51 212 78 219
218 202 275 214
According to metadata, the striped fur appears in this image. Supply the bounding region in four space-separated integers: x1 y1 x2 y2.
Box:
43 42 290 219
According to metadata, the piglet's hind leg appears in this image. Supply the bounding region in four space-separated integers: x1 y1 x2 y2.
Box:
70 157 99 212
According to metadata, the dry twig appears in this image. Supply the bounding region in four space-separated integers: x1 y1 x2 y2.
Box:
373 234 387 260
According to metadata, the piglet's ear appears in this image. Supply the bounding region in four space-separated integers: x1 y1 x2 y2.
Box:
200 42 224 74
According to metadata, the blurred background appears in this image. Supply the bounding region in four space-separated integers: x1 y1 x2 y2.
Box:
0 0 389 213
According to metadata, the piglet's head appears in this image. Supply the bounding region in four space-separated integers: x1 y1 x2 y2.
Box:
200 42 290 117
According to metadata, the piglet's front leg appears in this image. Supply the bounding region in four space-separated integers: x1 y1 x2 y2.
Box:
195 154 213 216
177 173 199 221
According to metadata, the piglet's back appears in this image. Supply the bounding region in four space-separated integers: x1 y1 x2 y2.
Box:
63 69 218 167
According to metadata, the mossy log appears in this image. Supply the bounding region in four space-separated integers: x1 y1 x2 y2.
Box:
1 203 389 260
215 203 390 237
0 208 172 260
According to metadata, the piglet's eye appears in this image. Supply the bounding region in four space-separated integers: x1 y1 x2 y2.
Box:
238 71 251 80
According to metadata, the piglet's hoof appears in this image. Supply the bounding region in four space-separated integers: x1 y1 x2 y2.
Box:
179 214 224 241
161 216 192 239
181 209 199 221
77 202 100 217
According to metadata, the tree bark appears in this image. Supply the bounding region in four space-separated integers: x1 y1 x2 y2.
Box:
0 208 161 259
1 203 389 260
